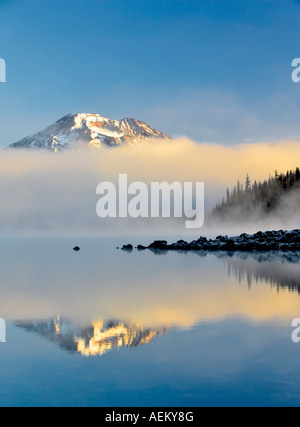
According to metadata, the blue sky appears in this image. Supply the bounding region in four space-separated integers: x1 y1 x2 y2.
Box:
0 0 299 146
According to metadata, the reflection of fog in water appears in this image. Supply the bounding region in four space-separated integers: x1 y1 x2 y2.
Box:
219 252 300 294
15 316 168 357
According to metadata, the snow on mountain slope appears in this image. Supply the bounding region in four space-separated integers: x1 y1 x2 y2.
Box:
7 113 171 151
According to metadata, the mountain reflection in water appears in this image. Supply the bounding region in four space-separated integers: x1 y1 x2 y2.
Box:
15 317 168 357
1 239 300 336
13 252 300 357
1 240 300 407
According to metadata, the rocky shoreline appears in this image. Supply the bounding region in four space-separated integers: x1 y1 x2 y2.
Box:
121 229 300 252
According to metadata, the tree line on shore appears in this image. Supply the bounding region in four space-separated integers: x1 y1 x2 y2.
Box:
211 167 300 219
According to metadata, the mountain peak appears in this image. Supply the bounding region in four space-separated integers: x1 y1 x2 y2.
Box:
8 113 170 152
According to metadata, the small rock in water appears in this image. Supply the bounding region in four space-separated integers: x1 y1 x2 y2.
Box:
73 246 80 252
121 244 133 251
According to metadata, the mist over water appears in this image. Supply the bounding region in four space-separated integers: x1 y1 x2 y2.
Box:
0 235 299 406
0 237 299 326
0 138 299 237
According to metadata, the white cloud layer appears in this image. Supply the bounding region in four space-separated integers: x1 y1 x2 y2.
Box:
0 137 299 236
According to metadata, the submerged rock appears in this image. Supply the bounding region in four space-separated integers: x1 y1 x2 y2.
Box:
73 246 80 252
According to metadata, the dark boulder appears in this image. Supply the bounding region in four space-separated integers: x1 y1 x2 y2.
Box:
121 244 133 251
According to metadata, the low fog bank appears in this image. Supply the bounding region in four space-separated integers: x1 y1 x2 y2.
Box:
206 189 300 236
0 138 299 237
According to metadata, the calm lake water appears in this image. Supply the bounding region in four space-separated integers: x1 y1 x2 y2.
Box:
0 237 299 407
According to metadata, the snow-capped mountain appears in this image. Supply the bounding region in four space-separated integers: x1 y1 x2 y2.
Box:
8 113 170 151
